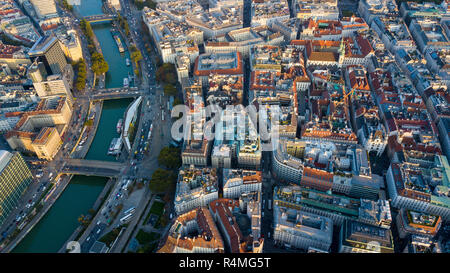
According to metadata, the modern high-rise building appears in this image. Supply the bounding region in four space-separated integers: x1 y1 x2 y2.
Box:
28 36 68 76
29 0 57 19
29 63 73 100
0 151 33 226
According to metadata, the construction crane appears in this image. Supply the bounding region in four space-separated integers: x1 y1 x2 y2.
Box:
335 86 356 107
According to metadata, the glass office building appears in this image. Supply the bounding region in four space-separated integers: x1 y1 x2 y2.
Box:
0 151 33 226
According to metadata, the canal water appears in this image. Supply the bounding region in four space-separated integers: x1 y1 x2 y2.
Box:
85 98 133 161
13 0 134 252
12 176 107 253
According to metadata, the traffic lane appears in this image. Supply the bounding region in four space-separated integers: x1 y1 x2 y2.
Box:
80 223 107 253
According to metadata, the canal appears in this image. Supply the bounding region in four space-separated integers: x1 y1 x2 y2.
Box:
13 0 134 252
12 176 107 253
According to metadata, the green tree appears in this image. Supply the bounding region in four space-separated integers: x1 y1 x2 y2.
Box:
156 63 177 84
80 19 94 39
173 97 182 106
134 0 157 10
158 146 181 169
149 168 176 193
73 59 87 90
77 214 90 227
130 44 143 64
163 84 177 96
91 52 109 74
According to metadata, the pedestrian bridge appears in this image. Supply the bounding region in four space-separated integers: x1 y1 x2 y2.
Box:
61 158 126 178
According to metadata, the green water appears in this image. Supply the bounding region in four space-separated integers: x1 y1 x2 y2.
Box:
73 0 104 16
12 176 107 253
85 98 133 161
93 23 134 88
12 0 134 252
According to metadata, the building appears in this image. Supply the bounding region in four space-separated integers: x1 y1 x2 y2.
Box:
107 0 121 11
29 62 73 100
184 5 243 39
386 157 450 221
31 126 62 160
270 18 299 42
409 18 450 54
339 219 394 253
272 139 304 184
204 26 284 58
158 207 225 253
28 35 68 76
182 140 210 166
53 27 83 63
209 199 260 253
223 169 262 199
396 209 442 239
211 144 232 169
0 150 33 226
174 167 219 215
251 0 290 27
29 0 57 19
274 185 391 227
237 136 262 170
0 42 31 71
193 52 244 85
295 0 339 21
5 96 72 160
273 205 333 252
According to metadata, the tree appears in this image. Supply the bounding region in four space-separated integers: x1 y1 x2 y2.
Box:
130 44 143 64
163 84 177 96
77 214 90 227
74 59 87 90
91 52 109 74
134 0 157 10
173 97 182 106
149 168 176 193
80 20 94 39
156 63 177 84
158 146 181 169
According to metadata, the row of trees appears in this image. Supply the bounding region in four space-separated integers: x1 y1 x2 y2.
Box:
80 19 109 76
73 59 87 90
117 13 130 37
130 44 143 78
130 44 143 65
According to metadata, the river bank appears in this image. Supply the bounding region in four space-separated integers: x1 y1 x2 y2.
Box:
11 0 135 252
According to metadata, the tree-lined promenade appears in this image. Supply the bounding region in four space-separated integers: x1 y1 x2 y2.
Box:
73 59 87 91
80 19 109 86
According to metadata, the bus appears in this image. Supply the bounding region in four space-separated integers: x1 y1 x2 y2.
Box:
268 200 272 210
123 206 135 215
120 213 134 224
